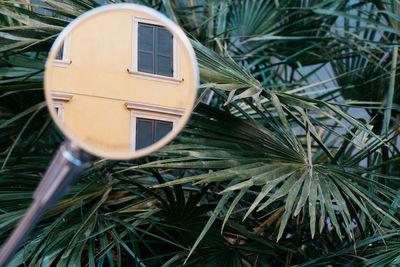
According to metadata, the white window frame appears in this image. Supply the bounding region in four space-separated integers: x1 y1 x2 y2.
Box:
53 102 65 121
130 16 182 84
125 101 184 152
53 34 71 68
51 91 73 122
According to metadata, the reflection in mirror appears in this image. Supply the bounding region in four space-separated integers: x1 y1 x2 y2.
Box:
45 6 197 157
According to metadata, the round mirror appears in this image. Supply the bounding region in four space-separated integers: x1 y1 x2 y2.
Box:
44 4 198 160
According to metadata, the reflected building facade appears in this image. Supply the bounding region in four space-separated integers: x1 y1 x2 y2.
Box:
47 9 195 153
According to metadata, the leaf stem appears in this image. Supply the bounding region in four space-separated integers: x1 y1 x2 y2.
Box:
381 45 398 135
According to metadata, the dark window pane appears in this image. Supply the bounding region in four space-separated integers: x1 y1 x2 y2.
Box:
138 24 154 52
156 26 173 77
137 23 173 77
138 23 154 74
156 55 172 76
56 43 64 60
136 119 153 150
135 119 173 150
155 121 172 142
157 27 171 55
138 52 154 73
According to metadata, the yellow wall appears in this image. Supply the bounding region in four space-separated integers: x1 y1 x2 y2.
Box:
46 9 195 153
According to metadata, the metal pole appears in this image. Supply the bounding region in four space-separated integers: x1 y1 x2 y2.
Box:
0 140 92 266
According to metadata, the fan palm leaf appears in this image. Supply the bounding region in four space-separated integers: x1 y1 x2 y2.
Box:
1 0 400 266
146 104 399 242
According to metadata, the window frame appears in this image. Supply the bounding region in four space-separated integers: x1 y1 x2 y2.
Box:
53 34 71 68
125 101 184 152
131 17 181 84
51 91 73 122
53 102 64 121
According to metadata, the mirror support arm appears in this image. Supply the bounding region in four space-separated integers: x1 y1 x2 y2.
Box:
0 140 92 266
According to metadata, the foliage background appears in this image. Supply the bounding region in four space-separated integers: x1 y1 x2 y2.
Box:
1 0 400 266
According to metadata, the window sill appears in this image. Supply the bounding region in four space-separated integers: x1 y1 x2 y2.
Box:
127 69 183 85
53 60 72 68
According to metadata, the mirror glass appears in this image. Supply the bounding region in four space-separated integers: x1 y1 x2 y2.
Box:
44 4 198 160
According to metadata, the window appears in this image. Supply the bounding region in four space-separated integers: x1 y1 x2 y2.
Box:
125 101 184 152
53 35 71 68
53 102 65 121
55 42 64 60
136 118 172 150
131 17 181 83
51 92 73 122
138 23 173 77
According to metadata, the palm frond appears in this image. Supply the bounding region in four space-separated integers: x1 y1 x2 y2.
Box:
147 104 399 241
